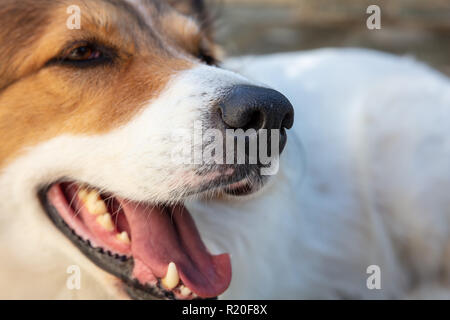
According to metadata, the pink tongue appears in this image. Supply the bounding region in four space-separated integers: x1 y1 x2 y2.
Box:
118 200 231 298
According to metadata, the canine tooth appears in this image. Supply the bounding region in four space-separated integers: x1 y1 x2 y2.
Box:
96 213 114 232
180 285 191 297
116 231 130 244
161 262 179 290
85 190 107 215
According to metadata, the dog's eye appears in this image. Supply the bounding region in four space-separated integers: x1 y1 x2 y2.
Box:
47 42 113 68
66 45 103 61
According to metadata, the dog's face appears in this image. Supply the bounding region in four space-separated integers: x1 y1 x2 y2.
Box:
0 0 293 299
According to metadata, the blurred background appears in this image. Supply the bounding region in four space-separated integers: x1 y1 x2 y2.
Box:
208 0 450 75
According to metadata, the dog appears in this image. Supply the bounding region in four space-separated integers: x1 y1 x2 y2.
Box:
1 0 450 299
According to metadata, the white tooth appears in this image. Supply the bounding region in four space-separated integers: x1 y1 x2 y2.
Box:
180 285 192 297
161 262 179 290
84 190 107 215
78 189 89 202
91 201 108 216
96 213 114 232
116 231 130 244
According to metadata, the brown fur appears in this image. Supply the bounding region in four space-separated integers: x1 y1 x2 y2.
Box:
0 0 214 167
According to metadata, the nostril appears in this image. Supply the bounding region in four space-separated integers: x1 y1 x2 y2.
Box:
218 101 265 131
242 110 265 131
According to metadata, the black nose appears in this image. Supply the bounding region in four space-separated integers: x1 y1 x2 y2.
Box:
219 85 294 131
218 85 294 153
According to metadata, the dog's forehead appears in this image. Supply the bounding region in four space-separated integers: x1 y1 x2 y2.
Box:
124 0 163 17
57 0 181 36
0 0 198 45
52 0 203 55
79 0 199 32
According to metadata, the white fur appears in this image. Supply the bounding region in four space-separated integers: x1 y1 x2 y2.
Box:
204 48 450 299
1 48 450 299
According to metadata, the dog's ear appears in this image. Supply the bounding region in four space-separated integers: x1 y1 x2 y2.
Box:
166 0 208 23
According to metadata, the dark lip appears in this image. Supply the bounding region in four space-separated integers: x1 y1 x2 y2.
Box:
186 165 267 198
37 186 214 301
223 182 255 196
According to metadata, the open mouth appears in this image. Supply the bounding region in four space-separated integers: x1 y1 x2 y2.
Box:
38 182 233 300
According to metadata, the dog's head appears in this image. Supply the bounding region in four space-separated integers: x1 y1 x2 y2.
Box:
0 0 293 299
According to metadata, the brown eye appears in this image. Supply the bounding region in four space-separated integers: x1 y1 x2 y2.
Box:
66 45 102 61
47 42 114 68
